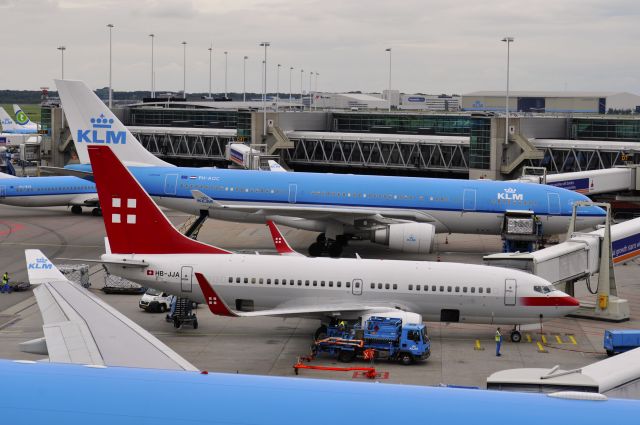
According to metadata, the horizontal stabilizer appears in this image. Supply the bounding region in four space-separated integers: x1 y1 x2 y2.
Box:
56 257 149 268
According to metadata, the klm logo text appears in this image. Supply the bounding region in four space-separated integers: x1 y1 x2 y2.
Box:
77 114 126 144
497 188 523 201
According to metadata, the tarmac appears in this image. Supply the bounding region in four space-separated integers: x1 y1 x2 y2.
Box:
0 203 639 387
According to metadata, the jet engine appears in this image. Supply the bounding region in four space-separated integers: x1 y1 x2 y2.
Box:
371 223 436 254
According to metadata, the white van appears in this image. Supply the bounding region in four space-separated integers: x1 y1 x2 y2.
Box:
139 288 173 313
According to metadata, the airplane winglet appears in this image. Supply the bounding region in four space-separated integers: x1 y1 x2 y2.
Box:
25 250 67 285
195 273 239 317
266 220 301 256
191 190 225 208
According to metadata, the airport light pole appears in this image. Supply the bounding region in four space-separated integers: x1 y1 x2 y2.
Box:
309 71 313 111
182 41 187 99
315 72 319 110
259 42 270 137
224 51 228 99
276 63 281 111
300 69 304 110
107 24 114 108
289 66 293 107
208 43 213 99
502 36 514 145
243 56 248 102
148 34 155 98
57 46 66 79
385 47 392 112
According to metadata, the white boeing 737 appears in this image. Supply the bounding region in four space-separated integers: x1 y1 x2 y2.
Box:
87 145 579 343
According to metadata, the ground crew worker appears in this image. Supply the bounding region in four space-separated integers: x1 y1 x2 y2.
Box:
495 328 502 357
1 272 8 294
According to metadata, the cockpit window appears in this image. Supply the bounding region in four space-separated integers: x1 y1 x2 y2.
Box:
534 285 553 294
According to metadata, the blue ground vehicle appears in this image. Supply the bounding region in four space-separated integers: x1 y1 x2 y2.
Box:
604 330 640 356
313 317 430 365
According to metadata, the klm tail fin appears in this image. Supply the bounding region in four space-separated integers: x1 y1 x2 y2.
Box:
25 250 67 285
88 145 230 255
0 107 18 132
55 79 173 167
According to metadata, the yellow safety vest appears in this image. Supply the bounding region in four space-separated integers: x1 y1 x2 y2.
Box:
495 332 501 342
1 274 7 284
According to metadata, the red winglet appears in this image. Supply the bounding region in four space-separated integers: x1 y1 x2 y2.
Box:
88 146 231 255
195 272 237 317
266 220 297 255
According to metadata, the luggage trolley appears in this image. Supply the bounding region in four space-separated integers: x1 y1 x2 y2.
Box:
165 296 198 329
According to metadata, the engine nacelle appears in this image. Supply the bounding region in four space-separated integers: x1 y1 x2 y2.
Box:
371 223 436 254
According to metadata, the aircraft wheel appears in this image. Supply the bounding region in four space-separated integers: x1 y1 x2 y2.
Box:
159 304 167 313
308 242 323 257
71 205 82 215
328 242 343 258
316 233 326 243
338 350 356 363
510 330 522 343
314 325 328 341
336 234 349 246
92 208 102 216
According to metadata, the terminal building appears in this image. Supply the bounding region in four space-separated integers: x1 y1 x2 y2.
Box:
37 95 640 181
462 91 640 114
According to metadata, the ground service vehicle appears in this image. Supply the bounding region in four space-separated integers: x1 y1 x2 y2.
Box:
313 317 430 365
139 288 173 312
604 330 640 356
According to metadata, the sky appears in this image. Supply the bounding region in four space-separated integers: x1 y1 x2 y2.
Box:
2 0 640 95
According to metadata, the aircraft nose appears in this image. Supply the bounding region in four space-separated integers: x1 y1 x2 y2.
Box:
557 295 580 307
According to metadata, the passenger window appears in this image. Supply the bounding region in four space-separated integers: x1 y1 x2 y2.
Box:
337 281 341 288
251 278 256 284
228 277 233 283
371 283 375 289
439 286 444 292
416 285 421 291
297 280 302 286
267 279 271 285
479 287 483 294
471 287 475 293
463 287 467 293
409 284 413 290
447 286 452 292
378 283 383 289
346 282 351 288
258 278 263 284
305 280 310 286
313 281 317 287
244 278 248 284
486 288 491 294
393 284 397 290
329 281 333 287
290 280 294 286
321 281 325 287
236 277 241 283
455 287 459 293
385 283 390 290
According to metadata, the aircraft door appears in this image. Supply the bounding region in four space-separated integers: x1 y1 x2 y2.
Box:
0 186 5 199
351 279 363 296
288 184 297 203
547 193 560 215
181 266 193 292
504 279 516 306
463 189 476 211
164 174 178 195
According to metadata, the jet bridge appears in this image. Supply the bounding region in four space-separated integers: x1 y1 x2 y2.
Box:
484 203 639 322
520 165 640 196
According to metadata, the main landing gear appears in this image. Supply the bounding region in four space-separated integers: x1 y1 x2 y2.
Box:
308 234 348 258
510 327 522 343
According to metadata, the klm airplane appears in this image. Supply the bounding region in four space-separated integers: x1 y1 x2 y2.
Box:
0 80 605 257
6 249 637 424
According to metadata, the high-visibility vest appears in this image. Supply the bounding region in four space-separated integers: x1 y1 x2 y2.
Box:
1 274 7 284
495 332 501 342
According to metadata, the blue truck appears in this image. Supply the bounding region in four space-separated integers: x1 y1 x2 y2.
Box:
604 330 640 356
313 317 430 365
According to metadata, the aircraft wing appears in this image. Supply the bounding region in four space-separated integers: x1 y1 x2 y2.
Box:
196 273 404 319
39 166 94 180
191 190 437 227
23 249 198 371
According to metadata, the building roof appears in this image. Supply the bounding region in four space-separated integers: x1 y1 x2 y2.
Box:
463 91 636 98
338 93 386 102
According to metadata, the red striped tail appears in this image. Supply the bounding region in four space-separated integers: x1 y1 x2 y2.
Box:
88 145 230 255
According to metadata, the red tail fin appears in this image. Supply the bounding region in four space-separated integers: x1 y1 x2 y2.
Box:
266 220 298 255
88 146 230 255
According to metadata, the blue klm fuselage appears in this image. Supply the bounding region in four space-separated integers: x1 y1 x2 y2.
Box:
1 360 638 424
0 166 603 235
